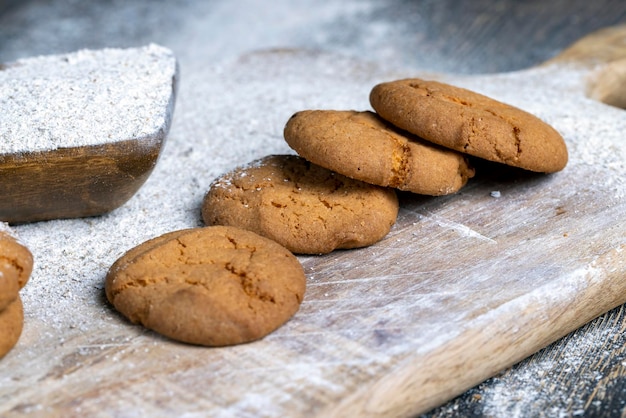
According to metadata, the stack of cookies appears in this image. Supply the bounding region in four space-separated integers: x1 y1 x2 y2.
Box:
203 78 568 256
106 78 568 348
285 78 568 193
0 224 33 359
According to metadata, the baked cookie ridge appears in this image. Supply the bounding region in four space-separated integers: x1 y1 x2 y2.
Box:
284 110 474 195
370 78 568 173
105 226 306 346
203 155 399 254
0 296 24 359
0 228 33 312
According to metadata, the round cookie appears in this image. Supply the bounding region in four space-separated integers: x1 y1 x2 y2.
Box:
0 230 34 311
105 226 306 346
283 110 475 195
370 78 568 173
203 155 399 254
0 296 24 359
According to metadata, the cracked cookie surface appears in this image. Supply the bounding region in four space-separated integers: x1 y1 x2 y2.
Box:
105 226 306 346
202 155 399 254
0 231 33 312
370 78 568 173
283 110 474 195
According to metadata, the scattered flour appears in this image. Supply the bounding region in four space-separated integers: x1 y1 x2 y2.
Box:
0 221 10 234
1 1 625 417
480 321 624 418
4 47 626 418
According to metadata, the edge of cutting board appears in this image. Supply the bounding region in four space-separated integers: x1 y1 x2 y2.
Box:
323 24 626 417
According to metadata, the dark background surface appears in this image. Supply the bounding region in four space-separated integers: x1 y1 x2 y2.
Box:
2 0 626 74
2 1 626 416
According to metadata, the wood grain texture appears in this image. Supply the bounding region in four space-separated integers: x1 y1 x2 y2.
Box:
0 139 163 223
427 304 626 417
423 21 626 417
1 25 625 417
1 2 626 417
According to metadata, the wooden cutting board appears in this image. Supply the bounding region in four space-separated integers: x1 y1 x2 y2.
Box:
2 26 626 418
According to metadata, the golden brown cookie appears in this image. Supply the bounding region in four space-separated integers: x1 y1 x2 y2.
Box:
105 226 306 346
0 230 34 311
283 110 475 195
202 155 399 254
0 296 24 359
370 78 568 173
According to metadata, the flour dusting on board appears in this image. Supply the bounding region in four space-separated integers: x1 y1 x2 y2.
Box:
480 321 622 418
2 28 626 418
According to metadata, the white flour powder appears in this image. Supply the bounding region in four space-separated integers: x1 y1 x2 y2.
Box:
0 3 625 416
0 44 176 154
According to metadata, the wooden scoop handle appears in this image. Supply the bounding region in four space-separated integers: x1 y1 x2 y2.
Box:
544 24 626 109
544 24 626 66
